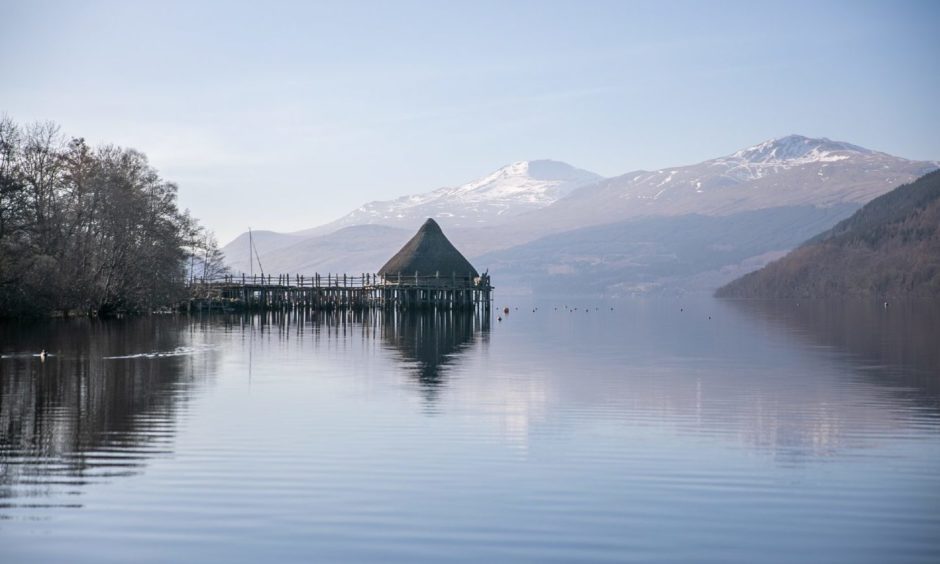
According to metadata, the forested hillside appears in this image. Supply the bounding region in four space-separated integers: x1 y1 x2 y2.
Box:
717 171 940 298
0 117 222 316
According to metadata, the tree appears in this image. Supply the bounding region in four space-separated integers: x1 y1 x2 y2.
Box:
0 117 205 317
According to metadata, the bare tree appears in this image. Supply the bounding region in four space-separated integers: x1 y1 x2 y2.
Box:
0 118 200 317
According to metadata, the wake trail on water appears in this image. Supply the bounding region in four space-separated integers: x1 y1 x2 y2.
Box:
104 345 219 360
3 345 218 360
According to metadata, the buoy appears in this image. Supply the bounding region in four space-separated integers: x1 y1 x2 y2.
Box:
39 349 46 361
503 307 510 315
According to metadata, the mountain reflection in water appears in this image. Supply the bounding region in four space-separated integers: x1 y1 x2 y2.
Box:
0 301 937 564
725 299 940 412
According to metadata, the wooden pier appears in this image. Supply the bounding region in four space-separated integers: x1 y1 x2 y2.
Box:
186 272 493 313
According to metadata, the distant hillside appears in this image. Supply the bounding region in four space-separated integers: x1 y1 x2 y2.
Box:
223 230 306 274
222 135 937 294
238 225 412 276
475 204 860 296
717 171 940 298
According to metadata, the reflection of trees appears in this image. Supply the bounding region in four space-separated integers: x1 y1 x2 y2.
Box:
725 299 940 414
381 309 489 404
447 300 940 460
0 318 213 502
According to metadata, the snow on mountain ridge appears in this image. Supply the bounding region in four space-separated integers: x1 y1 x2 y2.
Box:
434 159 601 203
709 135 879 182
550 134 935 226
324 159 602 229
732 134 873 163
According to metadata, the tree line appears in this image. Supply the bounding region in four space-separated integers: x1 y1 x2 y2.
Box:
716 170 940 299
0 116 226 317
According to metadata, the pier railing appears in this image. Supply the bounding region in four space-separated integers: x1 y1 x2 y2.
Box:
188 272 485 289
185 272 493 312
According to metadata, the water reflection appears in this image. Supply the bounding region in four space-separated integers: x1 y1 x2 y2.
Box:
0 318 215 509
724 299 940 414
440 299 940 462
381 309 489 403
1 304 938 563
0 309 492 511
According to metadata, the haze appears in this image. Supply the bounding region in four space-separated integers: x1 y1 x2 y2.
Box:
2 0 938 242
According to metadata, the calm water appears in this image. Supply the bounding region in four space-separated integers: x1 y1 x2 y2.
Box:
1 299 938 563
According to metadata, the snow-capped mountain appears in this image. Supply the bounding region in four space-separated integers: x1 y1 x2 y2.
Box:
224 159 600 272
710 135 875 181
726 134 869 164
223 135 937 294
461 135 939 294
519 135 938 234
313 159 602 232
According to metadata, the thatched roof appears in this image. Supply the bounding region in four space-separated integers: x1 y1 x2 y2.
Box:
378 218 479 278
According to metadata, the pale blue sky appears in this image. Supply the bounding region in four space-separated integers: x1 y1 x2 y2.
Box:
2 0 938 242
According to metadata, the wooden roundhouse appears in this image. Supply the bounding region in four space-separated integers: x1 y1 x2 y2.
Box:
378 218 492 309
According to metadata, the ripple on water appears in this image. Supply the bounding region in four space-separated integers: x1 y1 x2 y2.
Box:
0 303 939 563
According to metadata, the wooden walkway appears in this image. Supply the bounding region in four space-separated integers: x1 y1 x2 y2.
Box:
186 272 493 312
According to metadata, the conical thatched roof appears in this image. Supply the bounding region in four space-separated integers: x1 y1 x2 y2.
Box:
379 218 479 278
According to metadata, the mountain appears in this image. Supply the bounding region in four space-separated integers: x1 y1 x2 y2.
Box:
308 159 603 233
234 225 413 277
223 230 307 275
222 136 937 294
716 170 940 298
505 135 938 239
223 159 600 273
475 204 860 296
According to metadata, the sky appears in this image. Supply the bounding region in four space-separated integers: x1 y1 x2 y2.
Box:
2 0 939 243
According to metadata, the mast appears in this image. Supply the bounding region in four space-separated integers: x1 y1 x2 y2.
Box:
248 226 265 278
